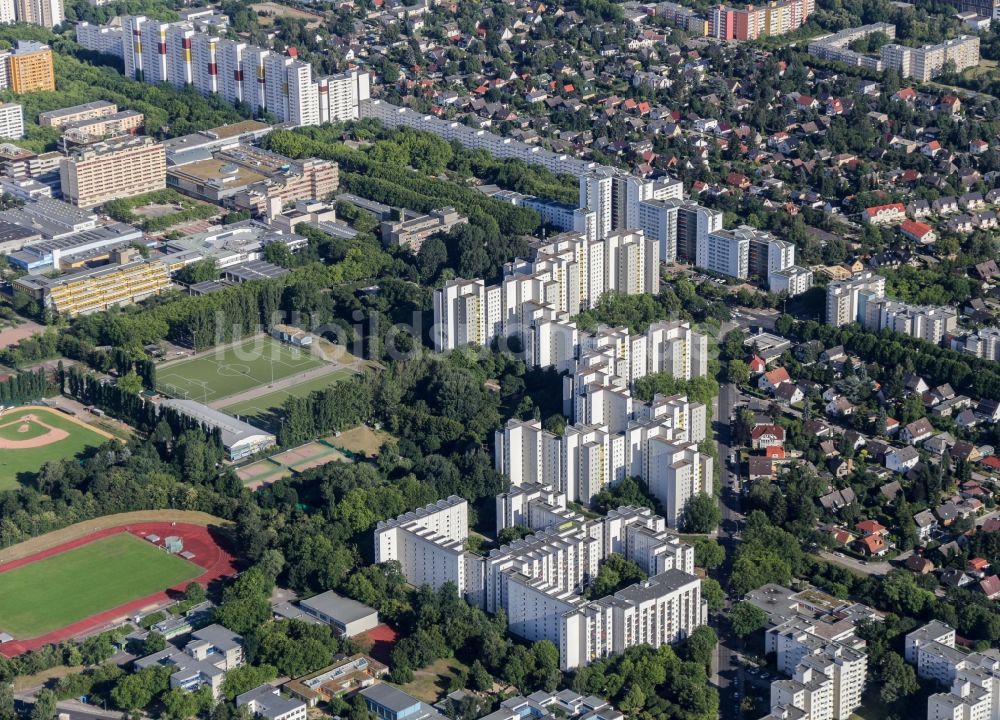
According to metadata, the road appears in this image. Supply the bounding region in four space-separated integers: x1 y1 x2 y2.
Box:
818 549 912 576
15 695 124 720
710 379 746 720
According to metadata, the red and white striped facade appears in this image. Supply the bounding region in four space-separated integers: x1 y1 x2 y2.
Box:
120 15 369 127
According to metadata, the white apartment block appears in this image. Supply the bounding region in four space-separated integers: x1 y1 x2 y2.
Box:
825 272 887 327
645 320 709 380
374 496 480 601
494 419 563 491
362 99 601 180
577 168 683 241
75 21 125 58
647 438 713 527
496 392 710 519
110 16 369 127
432 278 497 352
807 23 896 71
767 620 868 720
697 225 804 284
862 299 959 344
560 568 704 670
0 103 23 140
768 662 834 720
770 266 814 296
958 327 1000 360
432 229 660 354
485 522 602 614
906 622 1000 720
638 198 679 263
906 620 956 664
700 227 750 278
375 493 706 671
881 35 980 81
495 482 582 532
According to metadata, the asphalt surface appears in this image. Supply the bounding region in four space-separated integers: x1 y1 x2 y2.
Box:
711 379 747 720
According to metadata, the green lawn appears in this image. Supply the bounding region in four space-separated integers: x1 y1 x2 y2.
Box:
0 408 112 491
220 367 355 421
0 533 201 638
156 336 327 403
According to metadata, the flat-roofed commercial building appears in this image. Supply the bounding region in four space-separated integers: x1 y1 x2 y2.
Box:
59 136 165 208
167 144 337 217
7 222 141 271
158 398 276 460
13 247 172 316
296 591 379 637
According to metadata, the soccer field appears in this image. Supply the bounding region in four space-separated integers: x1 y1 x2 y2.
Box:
0 533 201 638
221 367 355 422
156 336 326 403
0 408 114 491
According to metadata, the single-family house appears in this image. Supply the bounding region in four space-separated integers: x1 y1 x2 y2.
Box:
856 534 889 556
979 575 1000 600
906 555 935 575
914 509 938 541
902 418 935 444
886 446 920 473
751 424 786 450
758 367 791 393
748 457 774 481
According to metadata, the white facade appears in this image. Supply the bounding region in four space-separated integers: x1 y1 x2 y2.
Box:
75 21 125 58
700 228 750 278
862 299 959 344
638 198 679 263
108 16 370 127
0 103 24 140
374 496 475 599
825 272 887 327
770 265 814 296
907 623 1000 720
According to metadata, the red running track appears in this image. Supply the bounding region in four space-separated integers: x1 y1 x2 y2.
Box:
0 522 237 657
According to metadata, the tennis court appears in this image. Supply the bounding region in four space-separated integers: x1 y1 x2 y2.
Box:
156 337 326 404
271 441 348 473
235 460 292 490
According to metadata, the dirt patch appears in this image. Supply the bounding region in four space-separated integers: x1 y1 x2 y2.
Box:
0 321 44 350
0 510 229 565
326 425 394 458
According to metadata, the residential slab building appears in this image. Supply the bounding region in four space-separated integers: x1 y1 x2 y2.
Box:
0 102 23 140
59 135 165 208
825 272 887 327
862 299 959 344
134 624 243 699
374 496 477 600
39 100 118 128
0 41 55 94
881 35 980 81
113 16 369 127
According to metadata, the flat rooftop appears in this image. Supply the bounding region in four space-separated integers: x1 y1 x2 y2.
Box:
168 157 266 187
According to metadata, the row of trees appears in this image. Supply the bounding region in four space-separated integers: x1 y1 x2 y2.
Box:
0 369 50 405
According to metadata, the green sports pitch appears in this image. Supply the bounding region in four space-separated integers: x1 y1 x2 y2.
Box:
0 533 201 638
0 407 113 491
156 336 327 403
